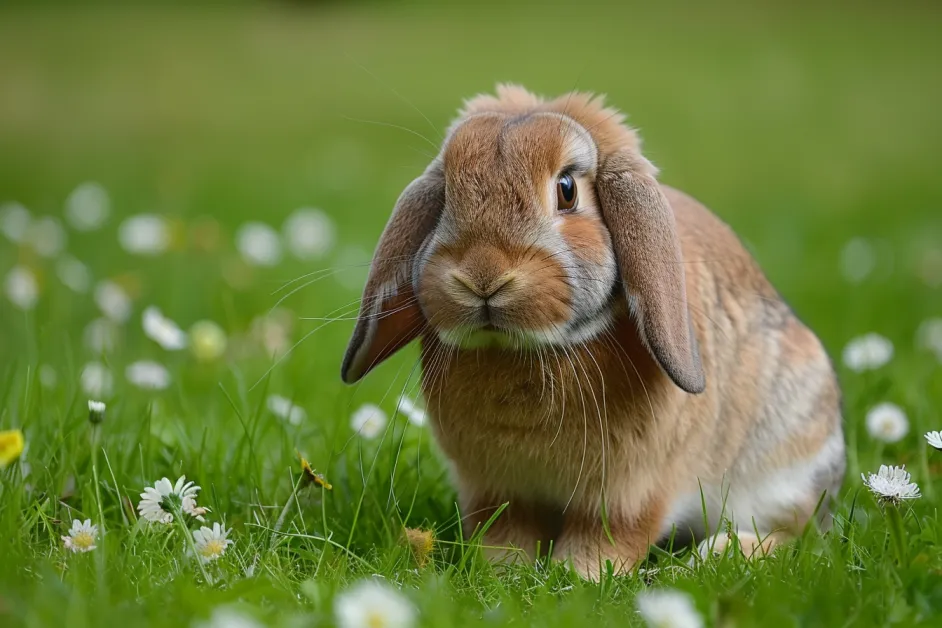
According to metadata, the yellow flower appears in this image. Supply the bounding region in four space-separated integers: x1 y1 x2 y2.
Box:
0 429 25 468
403 527 435 568
189 320 228 362
297 451 332 490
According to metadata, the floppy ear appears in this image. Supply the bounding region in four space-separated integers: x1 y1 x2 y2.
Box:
596 158 706 394
341 162 445 384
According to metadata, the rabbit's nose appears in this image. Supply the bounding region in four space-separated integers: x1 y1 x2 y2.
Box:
450 271 515 301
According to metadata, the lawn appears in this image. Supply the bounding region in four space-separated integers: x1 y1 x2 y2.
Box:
1 1 942 626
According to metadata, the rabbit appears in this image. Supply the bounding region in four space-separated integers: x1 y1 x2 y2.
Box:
341 84 845 578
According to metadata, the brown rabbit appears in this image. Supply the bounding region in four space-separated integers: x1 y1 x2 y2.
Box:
342 84 845 578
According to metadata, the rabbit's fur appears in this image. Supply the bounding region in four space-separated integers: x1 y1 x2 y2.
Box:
342 85 845 578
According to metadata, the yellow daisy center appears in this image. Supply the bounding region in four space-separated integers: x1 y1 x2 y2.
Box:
72 531 95 550
365 611 387 628
199 539 226 559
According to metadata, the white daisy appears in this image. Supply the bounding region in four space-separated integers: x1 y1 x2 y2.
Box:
839 237 876 284
56 255 92 293
865 402 909 443
196 607 264 628
192 523 233 563
88 399 106 424
266 395 306 426
84 317 120 354
62 519 98 553
861 465 921 504
118 214 170 255
636 588 703 628
0 202 31 242
65 181 110 231
397 395 427 427
26 216 66 258
335 580 416 628
925 431 942 451
39 364 58 389
189 320 227 362
4 266 38 310
126 360 171 390
80 361 113 396
916 318 942 359
842 333 893 372
94 280 132 323
235 222 282 267
137 476 202 524
351 404 388 440
142 306 188 350
250 310 293 358
282 207 336 260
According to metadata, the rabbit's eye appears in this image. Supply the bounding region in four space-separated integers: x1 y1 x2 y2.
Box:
556 174 578 212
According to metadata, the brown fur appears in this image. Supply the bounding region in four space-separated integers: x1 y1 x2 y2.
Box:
343 85 846 578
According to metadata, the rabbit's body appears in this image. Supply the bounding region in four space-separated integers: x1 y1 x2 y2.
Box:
343 85 845 577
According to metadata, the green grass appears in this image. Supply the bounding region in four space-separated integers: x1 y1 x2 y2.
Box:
2 1 942 626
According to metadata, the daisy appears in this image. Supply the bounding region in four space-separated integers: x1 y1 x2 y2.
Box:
94 280 132 323
196 607 263 628
251 310 293 358
839 237 875 284
26 216 66 258
397 395 427 427
126 360 171 390
84 317 120 354
282 207 336 260
88 399 106 425
56 255 92 293
335 580 416 628
636 588 704 628
4 266 38 310
142 306 188 350
80 361 113 397
189 320 227 362
925 431 942 451
916 318 942 359
62 519 98 553
138 476 203 524
861 465 921 504
351 404 388 440
39 364 58 389
192 523 233 563
842 333 893 372
266 395 306 426
865 402 909 443
65 181 110 231
0 202 31 242
235 222 282 267
0 429 25 468
403 527 435 568
118 214 170 255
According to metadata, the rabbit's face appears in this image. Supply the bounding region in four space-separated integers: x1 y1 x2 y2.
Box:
415 112 618 349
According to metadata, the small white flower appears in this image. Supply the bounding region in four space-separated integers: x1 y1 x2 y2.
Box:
192 523 233 563
839 237 876 284
351 404 387 439
236 222 282 267
925 431 942 451
842 333 893 372
250 310 293 358
26 216 66 258
56 255 92 293
636 588 703 628
39 364 58 389
266 395 306 425
5 266 38 310
335 580 416 628
80 361 113 396
142 306 188 350
137 476 202 524
88 399 106 424
397 396 427 427
0 202 31 242
126 360 171 390
865 402 909 443
916 318 942 360
282 207 336 260
94 280 132 323
861 464 921 504
65 182 110 231
119 214 170 255
84 317 120 353
189 320 227 362
62 519 98 553
196 607 264 628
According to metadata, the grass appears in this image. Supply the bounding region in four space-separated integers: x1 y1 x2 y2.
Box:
1 1 942 626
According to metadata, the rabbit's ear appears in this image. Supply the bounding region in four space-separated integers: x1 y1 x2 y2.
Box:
596 159 706 394
341 163 445 384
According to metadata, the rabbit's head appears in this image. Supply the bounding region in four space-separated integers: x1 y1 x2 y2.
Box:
342 85 705 394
